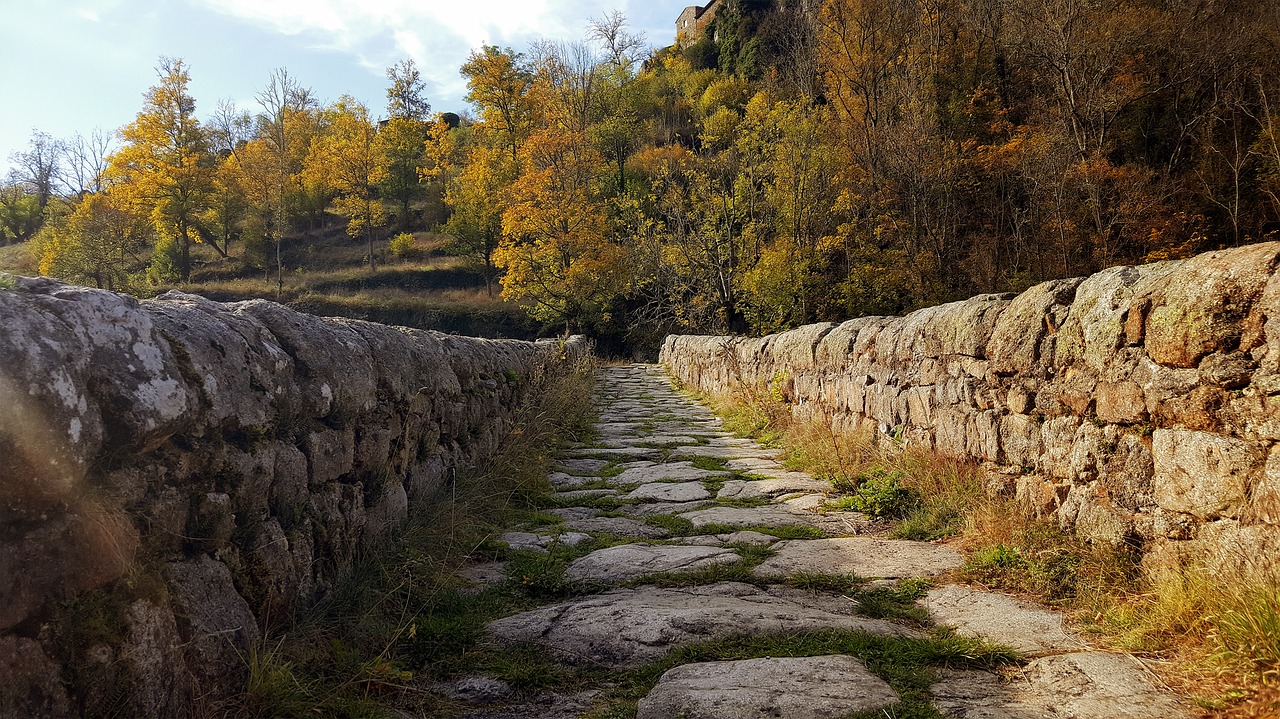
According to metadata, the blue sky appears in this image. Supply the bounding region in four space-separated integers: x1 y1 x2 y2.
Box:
0 0 685 176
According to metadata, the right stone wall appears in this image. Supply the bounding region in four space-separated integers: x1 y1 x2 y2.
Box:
661 243 1280 571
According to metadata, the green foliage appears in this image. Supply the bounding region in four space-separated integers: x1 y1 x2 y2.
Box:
841 467 920 519
146 233 183 285
388 232 415 258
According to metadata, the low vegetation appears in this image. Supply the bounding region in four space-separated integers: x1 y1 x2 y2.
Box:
224 358 596 718
702 378 1280 717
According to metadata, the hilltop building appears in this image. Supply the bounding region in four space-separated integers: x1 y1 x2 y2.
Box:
676 0 721 47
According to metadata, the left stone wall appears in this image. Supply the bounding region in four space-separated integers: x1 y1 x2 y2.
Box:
0 276 587 717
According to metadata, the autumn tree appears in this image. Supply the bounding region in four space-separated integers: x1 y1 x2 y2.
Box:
38 192 151 290
461 46 538 165
253 68 316 290
495 128 626 329
305 97 387 271
109 57 215 281
378 58 431 231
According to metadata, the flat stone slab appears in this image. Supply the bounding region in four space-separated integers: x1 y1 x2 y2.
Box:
612 462 727 484
628 482 713 503
620 500 714 518
500 531 593 553
754 538 963 579
931 652 1192 718
564 516 670 539
684 531 778 547
486 582 914 667
673 445 781 459
636 655 899 719
926 585 1079 657
718 477 831 500
555 489 618 500
724 457 784 472
549 472 594 488
555 459 610 475
565 447 661 459
679 504 825 529
565 543 739 582
550 507 600 520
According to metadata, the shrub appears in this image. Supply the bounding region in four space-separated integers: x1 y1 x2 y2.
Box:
388 232 415 259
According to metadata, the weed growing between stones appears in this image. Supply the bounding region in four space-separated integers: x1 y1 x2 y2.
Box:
219 360 598 717
580 629 1018 719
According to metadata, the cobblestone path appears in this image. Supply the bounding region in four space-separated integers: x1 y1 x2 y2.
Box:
444 365 1190 719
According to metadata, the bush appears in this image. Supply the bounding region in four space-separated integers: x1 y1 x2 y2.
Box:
389 232 415 259
846 467 919 519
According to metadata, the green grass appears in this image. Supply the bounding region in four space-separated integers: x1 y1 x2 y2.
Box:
692 523 827 539
690 456 730 472
715 496 772 508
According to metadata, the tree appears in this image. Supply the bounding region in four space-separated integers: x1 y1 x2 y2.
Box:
378 59 431 231
386 58 431 122
59 129 112 199
108 57 215 280
495 129 626 329
39 192 151 290
305 97 388 271
254 67 313 292
0 184 43 244
461 46 537 165
7 130 62 210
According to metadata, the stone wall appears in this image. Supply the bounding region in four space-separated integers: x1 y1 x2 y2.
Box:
661 243 1280 575
0 276 587 718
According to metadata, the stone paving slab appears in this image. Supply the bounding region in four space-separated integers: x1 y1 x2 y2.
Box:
486 582 915 667
718 476 831 500
550 507 599 520
555 459 610 475
565 446 662 459
754 537 963 579
636 655 899 719
619 500 715 517
554 488 618 501
673 445 782 459
925 585 1080 657
565 543 739 583
611 462 728 484
931 652 1192 718
563 516 670 539
628 481 713 502
683 530 778 546
678 504 829 530
499 531 593 553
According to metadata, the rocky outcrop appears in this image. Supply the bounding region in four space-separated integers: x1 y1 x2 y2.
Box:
661 243 1280 569
0 276 586 717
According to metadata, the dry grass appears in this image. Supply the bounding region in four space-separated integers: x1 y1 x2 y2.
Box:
703 379 1280 717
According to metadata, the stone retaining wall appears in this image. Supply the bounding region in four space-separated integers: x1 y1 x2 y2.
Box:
0 276 586 717
661 243 1280 575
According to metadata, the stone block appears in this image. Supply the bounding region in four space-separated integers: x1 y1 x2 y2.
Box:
304 427 355 486
1153 429 1265 520
1096 381 1146 424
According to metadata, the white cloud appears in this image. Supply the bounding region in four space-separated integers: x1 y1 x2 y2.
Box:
189 0 676 112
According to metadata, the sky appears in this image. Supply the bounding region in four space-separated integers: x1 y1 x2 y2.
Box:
0 0 686 176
